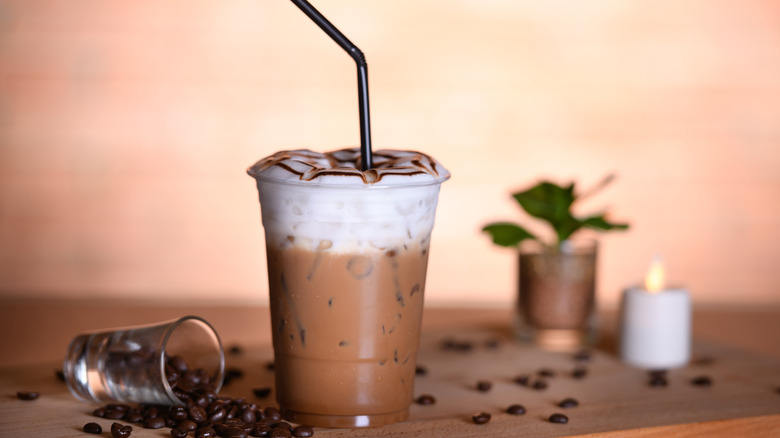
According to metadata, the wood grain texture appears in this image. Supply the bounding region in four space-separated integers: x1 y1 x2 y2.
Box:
1 301 779 437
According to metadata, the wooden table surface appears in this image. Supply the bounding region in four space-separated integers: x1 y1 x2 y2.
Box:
1 299 779 437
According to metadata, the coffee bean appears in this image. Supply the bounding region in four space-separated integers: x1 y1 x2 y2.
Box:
691 376 713 387
537 368 555 378
549 413 569 424
251 423 272 437
269 428 292 438
125 411 144 423
83 422 103 434
292 425 314 437
170 405 188 422
16 391 39 400
264 407 282 422
170 429 188 438
177 420 198 432
532 379 548 390
265 361 275 371
573 350 591 362
476 380 492 392
104 408 127 420
188 405 207 423
648 369 667 378
223 368 245 386
441 338 473 352
572 366 588 379
415 394 436 405
195 426 217 438
513 374 530 386
111 422 133 438
55 369 66 382
506 404 526 415
144 417 166 429
228 345 243 356
484 338 501 349
558 397 579 408
224 426 248 438
472 412 491 424
415 365 428 376
648 376 668 387
253 387 272 399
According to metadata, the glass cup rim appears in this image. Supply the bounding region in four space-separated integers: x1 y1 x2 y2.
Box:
159 315 225 404
519 237 599 255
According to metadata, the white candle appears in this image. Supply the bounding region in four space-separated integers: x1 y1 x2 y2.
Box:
620 256 691 369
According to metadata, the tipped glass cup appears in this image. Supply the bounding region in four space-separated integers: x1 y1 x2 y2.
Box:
249 154 448 428
64 316 225 405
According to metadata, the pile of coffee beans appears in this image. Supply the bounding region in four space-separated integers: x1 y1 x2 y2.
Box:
91 394 313 437
86 354 314 438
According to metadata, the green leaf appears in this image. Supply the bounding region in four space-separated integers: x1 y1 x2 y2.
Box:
555 215 584 243
482 222 536 247
512 181 575 230
580 215 630 232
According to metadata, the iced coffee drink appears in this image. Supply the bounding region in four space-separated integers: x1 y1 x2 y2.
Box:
248 148 449 428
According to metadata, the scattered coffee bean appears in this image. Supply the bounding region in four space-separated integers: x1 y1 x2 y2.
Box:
506 404 526 415
265 406 283 421
513 374 530 386
415 394 436 405
195 426 217 438
223 426 248 438
573 350 591 362
531 379 548 390
55 369 66 382
223 368 244 386
441 338 474 352
83 422 103 434
170 429 188 438
270 428 292 438
549 413 569 424
16 391 40 400
691 376 713 387
111 422 133 438
572 366 588 379
537 368 555 378
476 380 492 392
484 338 501 349
472 412 491 424
691 356 715 366
558 397 579 408
415 365 428 376
648 369 667 378
265 361 276 371
144 417 167 429
253 387 272 398
293 425 314 437
648 376 668 387
228 345 243 356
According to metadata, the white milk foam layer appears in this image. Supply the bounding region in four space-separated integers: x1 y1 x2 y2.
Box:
248 148 450 252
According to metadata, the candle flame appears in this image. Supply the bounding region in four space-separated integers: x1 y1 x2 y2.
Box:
645 255 665 293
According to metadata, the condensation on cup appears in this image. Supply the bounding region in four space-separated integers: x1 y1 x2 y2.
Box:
248 148 450 427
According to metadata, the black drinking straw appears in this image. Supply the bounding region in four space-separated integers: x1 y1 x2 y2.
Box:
290 0 373 170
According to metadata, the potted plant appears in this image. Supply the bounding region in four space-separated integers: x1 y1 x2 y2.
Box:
482 175 629 350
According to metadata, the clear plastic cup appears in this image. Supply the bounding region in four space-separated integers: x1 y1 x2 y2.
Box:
248 149 449 427
63 316 225 405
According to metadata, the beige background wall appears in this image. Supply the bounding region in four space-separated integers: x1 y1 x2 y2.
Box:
1 0 779 307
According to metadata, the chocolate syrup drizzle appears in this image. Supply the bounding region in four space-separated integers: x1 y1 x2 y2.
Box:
249 148 447 184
